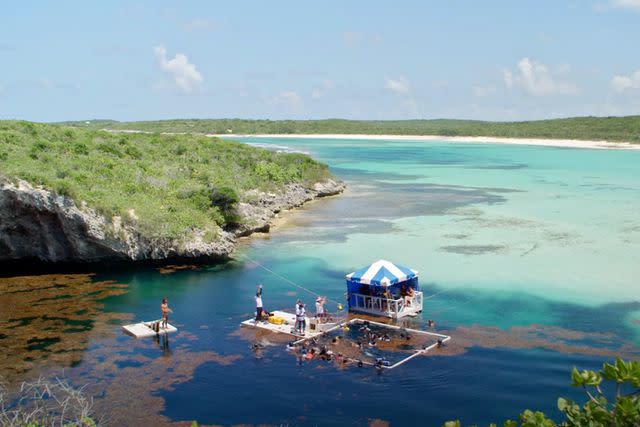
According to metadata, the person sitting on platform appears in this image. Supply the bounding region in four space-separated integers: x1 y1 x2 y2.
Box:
405 286 415 307
382 288 393 312
400 285 408 305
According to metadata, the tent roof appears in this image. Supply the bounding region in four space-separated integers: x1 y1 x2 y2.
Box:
346 259 418 286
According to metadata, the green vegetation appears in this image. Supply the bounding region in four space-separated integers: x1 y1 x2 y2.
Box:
444 358 640 427
61 116 640 143
0 121 331 239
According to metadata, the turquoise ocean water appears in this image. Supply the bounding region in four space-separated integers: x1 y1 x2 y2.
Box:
2 137 639 426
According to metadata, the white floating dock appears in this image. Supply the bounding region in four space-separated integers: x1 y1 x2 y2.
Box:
122 320 178 338
241 310 339 339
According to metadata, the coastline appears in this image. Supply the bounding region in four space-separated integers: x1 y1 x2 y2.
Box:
212 133 640 150
0 178 345 272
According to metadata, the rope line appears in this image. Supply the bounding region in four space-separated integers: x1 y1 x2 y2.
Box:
423 287 453 300
430 298 475 315
238 253 463 315
239 253 343 306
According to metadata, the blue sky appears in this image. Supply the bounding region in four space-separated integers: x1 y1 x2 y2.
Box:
1 1 639 122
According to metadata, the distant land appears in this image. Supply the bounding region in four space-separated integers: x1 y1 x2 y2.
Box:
0 121 343 266
60 116 640 143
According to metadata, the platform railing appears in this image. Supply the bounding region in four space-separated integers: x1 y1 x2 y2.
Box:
349 291 423 318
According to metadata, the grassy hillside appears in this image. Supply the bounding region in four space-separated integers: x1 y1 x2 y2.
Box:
0 121 331 239
61 116 640 143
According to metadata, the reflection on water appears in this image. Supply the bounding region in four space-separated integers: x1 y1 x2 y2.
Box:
0 274 129 385
0 272 243 427
154 333 171 358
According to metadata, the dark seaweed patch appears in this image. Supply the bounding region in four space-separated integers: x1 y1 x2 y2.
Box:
440 244 507 255
26 336 61 351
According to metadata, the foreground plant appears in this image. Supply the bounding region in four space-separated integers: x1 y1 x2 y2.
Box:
444 358 640 427
0 377 97 426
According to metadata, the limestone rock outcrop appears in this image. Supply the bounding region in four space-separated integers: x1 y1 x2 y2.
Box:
0 178 344 264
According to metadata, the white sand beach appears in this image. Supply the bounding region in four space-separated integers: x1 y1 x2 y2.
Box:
212 133 640 150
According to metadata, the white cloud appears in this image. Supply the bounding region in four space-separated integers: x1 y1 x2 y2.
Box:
274 91 302 110
473 85 496 97
503 58 577 96
502 69 514 88
153 45 203 94
385 76 410 94
36 78 54 89
343 31 382 47
311 79 335 99
184 18 218 31
343 31 364 46
611 70 640 91
610 0 640 10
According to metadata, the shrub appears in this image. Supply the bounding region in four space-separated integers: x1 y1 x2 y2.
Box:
0 377 99 426
209 186 240 227
0 121 335 240
445 358 640 427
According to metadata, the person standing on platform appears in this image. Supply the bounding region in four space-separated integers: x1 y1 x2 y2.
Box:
295 299 306 335
315 296 326 323
160 298 172 329
255 284 264 322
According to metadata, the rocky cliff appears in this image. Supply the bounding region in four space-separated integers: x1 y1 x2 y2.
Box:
0 178 345 264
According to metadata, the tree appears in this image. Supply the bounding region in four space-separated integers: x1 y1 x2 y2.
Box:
209 186 240 228
444 358 640 427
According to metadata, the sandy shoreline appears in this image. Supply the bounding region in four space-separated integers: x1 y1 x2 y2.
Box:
212 133 640 150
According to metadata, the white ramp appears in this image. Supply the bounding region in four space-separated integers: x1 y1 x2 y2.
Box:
122 320 178 338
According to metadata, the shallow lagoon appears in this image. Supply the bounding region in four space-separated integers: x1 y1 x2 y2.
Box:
1 137 639 426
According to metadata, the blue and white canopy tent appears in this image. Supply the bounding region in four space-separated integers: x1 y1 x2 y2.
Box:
346 259 419 287
345 260 420 314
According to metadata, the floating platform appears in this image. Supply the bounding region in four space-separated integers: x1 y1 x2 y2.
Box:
241 310 342 339
122 320 178 338
242 311 452 370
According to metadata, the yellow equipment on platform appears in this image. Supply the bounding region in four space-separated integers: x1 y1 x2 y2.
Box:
268 316 286 325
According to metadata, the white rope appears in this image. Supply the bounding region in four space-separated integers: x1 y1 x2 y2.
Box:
423 287 453 300
238 253 343 307
239 253 465 316
430 298 475 315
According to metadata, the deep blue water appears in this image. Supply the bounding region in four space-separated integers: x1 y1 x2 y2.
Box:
2 137 639 426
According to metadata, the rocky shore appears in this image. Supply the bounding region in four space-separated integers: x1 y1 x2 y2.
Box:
0 178 345 266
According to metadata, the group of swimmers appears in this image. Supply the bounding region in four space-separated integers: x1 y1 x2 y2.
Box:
288 336 376 367
356 322 394 348
285 325 397 370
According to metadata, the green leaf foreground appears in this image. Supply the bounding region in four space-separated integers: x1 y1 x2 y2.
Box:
0 121 332 240
61 116 640 143
445 358 640 427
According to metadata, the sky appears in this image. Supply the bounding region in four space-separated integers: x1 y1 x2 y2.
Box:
1 1 639 122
